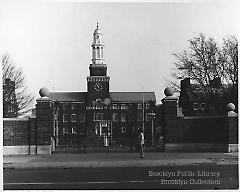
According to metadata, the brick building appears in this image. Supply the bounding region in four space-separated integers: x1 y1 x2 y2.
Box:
45 24 157 150
3 78 18 118
178 78 238 116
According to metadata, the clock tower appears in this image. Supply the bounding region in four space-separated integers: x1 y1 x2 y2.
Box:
87 23 110 104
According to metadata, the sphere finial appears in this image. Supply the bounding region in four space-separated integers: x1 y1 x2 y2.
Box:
39 87 50 97
226 103 235 112
97 22 99 29
164 87 174 97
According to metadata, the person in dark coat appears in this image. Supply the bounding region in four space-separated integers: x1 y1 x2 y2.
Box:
137 128 144 158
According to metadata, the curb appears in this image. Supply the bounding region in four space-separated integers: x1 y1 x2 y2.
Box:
4 162 238 170
4 158 234 170
4 153 238 170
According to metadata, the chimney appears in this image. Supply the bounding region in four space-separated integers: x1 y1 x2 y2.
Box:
180 78 190 91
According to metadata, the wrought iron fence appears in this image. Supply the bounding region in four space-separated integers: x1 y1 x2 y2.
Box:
52 132 161 153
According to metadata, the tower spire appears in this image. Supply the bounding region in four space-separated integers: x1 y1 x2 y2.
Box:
91 23 104 64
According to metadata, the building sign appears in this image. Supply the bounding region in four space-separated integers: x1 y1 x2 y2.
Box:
86 106 128 110
86 106 108 110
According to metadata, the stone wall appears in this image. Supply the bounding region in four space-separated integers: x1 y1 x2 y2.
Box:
162 87 238 152
164 114 238 152
3 117 37 155
4 118 30 146
177 116 228 143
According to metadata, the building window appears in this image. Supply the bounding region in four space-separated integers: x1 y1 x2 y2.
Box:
200 103 206 111
101 47 103 58
7 107 11 113
71 114 76 122
93 47 95 58
62 103 68 110
145 114 149 122
137 113 143 122
10 96 15 104
193 103 198 111
121 104 127 109
146 104 150 109
79 113 85 122
63 127 67 135
72 127 77 134
112 104 118 109
101 120 108 128
121 127 126 133
63 114 68 122
112 113 118 122
138 104 142 110
8 106 15 113
97 47 100 57
94 113 103 121
72 104 77 110
121 113 126 122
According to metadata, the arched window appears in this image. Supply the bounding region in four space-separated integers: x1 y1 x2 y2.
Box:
97 47 100 58
101 47 103 58
92 47 96 58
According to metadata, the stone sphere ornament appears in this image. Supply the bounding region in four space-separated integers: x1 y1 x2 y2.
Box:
164 87 174 97
39 87 50 97
104 98 111 105
226 103 235 112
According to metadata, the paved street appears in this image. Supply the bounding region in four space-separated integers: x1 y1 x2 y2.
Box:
3 152 239 190
4 165 238 190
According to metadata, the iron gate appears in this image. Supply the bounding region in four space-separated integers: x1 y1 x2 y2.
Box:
52 120 162 153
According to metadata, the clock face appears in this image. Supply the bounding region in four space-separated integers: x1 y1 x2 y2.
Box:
94 82 103 91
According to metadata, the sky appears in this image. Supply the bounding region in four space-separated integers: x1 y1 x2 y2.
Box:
0 0 239 105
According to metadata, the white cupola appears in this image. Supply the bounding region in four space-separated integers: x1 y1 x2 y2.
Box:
91 23 104 64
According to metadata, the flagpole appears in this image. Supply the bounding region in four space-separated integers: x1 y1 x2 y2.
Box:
142 87 145 133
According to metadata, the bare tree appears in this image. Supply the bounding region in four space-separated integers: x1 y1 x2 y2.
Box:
2 54 35 116
220 35 238 107
221 36 238 87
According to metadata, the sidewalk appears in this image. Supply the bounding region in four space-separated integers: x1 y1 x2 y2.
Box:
3 152 238 169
